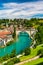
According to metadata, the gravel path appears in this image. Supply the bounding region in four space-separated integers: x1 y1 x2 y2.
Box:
15 54 41 65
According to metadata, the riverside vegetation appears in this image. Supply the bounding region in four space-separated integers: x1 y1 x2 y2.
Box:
0 18 43 65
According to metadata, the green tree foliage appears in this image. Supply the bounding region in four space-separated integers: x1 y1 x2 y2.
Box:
4 61 14 65
35 24 43 45
9 50 16 58
12 26 16 38
24 47 31 56
37 62 43 65
37 48 43 57
13 57 20 64
4 58 20 65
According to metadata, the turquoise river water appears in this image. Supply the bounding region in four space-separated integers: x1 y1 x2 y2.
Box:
0 32 31 57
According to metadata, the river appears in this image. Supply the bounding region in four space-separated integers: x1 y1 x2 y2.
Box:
0 32 31 57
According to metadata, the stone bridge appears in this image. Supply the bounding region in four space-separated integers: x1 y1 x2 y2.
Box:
16 29 37 37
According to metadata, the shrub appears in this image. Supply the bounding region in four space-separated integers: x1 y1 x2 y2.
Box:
24 47 31 56
4 61 14 65
13 57 20 64
37 48 43 57
2 54 10 61
9 50 16 58
37 62 43 65
37 49 41 55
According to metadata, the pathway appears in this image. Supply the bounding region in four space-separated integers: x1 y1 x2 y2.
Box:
1 54 41 65
15 54 41 65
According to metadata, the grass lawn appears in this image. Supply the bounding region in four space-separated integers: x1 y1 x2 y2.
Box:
39 20 43 23
22 58 43 65
20 44 43 62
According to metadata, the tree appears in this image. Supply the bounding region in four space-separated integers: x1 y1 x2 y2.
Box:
12 26 16 38
10 50 16 58
35 25 43 46
13 57 20 64
37 48 43 57
4 61 14 65
37 62 43 65
24 47 31 56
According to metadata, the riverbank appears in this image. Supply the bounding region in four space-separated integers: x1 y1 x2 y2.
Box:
0 37 16 48
0 44 43 65
15 54 41 65
0 32 31 57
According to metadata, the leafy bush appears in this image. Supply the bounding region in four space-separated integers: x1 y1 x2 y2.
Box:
37 48 43 57
2 54 10 61
13 57 20 64
24 47 31 56
9 50 16 58
0 50 16 62
37 62 43 65
37 49 42 55
4 61 14 65
4 57 20 65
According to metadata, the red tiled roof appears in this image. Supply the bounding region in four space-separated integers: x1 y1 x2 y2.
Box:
0 35 7 39
0 31 11 35
0 30 11 39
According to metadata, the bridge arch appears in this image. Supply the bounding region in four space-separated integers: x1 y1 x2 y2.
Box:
16 29 36 37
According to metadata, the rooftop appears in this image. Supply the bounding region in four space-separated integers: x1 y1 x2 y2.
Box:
0 30 11 39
